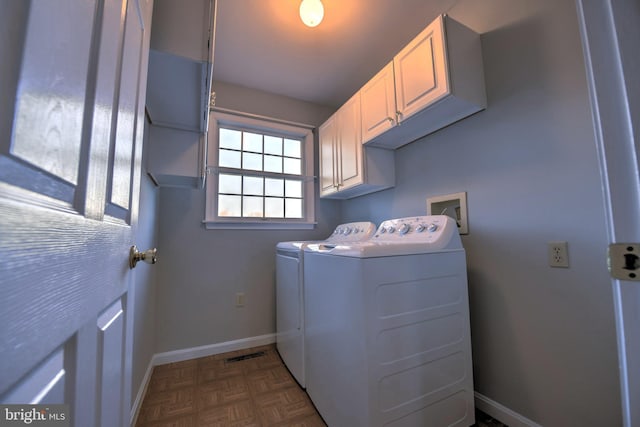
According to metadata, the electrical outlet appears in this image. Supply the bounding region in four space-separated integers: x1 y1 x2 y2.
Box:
548 241 569 268
236 292 245 307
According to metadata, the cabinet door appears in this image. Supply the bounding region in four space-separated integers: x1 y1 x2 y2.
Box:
361 62 397 143
319 114 338 197
338 93 364 191
394 15 449 122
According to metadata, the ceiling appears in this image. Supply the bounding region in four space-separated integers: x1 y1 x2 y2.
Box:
211 0 459 108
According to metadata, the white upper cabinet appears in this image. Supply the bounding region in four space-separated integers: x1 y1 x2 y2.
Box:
320 94 363 198
394 15 449 121
319 113 338 196
319 93 394 199
362 14 486 149
361 61 397 143
337 93 366 194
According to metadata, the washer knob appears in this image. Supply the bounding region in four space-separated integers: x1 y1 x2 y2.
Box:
427 223 438 232
344 227 352 235
399 223 410 235
416 224 426 233
387 226 396 234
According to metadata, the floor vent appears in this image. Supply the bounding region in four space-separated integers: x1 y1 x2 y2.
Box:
225 351 266 363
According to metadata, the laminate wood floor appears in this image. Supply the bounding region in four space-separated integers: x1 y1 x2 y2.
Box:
135 344 326 427
135 343 507 427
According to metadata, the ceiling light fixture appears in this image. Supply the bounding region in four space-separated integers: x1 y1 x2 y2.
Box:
299 0 324 27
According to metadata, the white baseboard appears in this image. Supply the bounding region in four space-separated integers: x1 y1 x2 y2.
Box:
129 333 277 425
130 359 155 427
153 333 276 366
475 392 543 427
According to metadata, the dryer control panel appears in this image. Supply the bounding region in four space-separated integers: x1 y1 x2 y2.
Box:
374 215 457 245
327 221 376 242
304 216 461 257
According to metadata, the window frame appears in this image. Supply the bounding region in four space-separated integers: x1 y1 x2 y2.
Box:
204 111 316 229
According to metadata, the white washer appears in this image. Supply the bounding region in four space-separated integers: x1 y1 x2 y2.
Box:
303 215 475 427
276 221 376 388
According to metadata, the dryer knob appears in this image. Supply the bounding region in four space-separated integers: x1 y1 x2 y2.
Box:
387 226 396 234
379 227 387 234
427 223 438 232
416 224 426 233
399 223 410 235
344 227 352 235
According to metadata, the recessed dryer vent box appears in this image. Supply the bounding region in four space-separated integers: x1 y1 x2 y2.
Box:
427 192 468 234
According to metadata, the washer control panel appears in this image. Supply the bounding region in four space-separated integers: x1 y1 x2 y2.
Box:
374 215 455 244
328 221 376 242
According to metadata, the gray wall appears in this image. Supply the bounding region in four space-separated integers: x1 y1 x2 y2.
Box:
154 82 339 352
341 0 620 425
131 121 160 406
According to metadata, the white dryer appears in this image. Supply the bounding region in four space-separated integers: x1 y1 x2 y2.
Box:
303 215 475 427
276 221 376 388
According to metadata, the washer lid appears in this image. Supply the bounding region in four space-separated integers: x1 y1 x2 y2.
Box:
276 240 316 251
304 216 462 257
276 221 376 251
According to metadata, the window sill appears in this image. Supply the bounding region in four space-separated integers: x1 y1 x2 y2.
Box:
203 220 316 230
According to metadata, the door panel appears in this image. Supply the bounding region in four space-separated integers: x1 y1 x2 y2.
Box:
111 0 145 213
10 0 95 187
361 62 396 143
394 15 448 121
338 93 363 190
97 300 125 427
1 347 66 405
85 0 128 220
319 115 337 196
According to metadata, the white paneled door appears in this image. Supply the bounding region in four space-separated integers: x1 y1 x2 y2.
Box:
0 0 153 426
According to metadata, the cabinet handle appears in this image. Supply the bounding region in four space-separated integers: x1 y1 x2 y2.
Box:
387 117 395 124
396 111 403 124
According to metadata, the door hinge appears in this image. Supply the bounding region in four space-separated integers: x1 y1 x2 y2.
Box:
608 243 640 281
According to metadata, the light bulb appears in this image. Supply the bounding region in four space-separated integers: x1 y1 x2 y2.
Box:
299 0 324 27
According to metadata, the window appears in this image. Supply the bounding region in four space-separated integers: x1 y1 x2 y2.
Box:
205 112 315 229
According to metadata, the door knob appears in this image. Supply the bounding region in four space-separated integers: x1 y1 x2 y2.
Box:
129 246 157 269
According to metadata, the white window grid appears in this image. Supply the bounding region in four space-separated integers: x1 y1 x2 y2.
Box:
205 111 316 229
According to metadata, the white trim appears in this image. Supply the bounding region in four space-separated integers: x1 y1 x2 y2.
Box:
575 1 640 425
475 392 543 427
153 333 276 366
204 221 315 230
128 333 277 426
210 106 316 130
129 359 155 427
